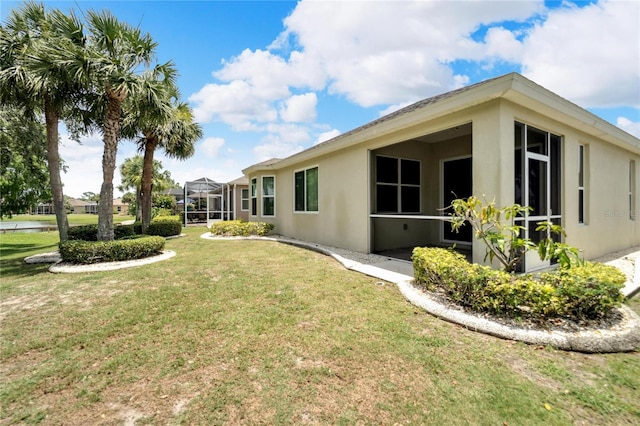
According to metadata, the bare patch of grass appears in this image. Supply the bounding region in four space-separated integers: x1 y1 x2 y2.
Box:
1 226 639 425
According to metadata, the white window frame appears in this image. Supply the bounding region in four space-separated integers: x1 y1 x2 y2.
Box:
630 160 636 221
375 155 421 214
262 175 276 217
293 166 319 213
578 144 587 225
241 188 249 211
250 178 257 217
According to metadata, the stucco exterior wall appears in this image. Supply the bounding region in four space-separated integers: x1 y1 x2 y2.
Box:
249 145 371 252
246 86 639 266
503 101 640 260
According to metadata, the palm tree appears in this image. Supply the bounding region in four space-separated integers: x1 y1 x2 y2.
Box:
0 2 85 241
122 76 202 233
118 155 177 222
82 10 164 241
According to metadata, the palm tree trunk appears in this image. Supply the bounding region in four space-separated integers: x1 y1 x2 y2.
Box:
43 96 69 242
141 137 157 234
97 94 123 241
135 188 142 222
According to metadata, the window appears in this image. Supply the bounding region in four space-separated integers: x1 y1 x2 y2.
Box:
294 167 318 212
262 176 275 216
578 145 586 224
630 160 636 221
250 178 257 216
375 156 420 213
241 188 249 211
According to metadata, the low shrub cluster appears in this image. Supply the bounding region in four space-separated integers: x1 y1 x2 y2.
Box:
210 220 275 237
412 247 626 321
64 217 180 263
69 217 182 241
59 236 165 264
146 217 182 237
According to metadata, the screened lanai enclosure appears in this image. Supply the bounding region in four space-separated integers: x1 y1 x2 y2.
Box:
370 123 474 261
182 177 235 225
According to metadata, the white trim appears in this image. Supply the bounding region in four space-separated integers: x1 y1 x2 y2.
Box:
250 177 258 217
240 187 249 212
261 175 276 217
293 165 319 214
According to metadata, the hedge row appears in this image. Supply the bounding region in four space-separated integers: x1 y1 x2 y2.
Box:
412 247 625 321
68 216 182 241
59 236 165 264
209 220 274 237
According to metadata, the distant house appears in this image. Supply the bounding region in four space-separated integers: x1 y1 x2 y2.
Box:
243 73 640 272
32 198 127 215
112 198 127 215
66 198 97 214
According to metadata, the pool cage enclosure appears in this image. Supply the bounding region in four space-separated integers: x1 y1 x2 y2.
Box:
182 177 235 225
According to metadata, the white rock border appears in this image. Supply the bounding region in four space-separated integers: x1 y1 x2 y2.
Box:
23 250 176 273
202 232 640 353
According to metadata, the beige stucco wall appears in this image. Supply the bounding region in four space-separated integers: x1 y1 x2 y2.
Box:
248 97 639 265
249 145 371 252
232 184 249 221
502 100 640 260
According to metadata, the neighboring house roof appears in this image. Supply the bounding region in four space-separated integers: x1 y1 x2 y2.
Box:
243 72 640 174
67 198 88 207
228 176 249 186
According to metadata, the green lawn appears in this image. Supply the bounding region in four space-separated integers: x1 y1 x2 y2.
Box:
1 227 638 425
0 213 134 226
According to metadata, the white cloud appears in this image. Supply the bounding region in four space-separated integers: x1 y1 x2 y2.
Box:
200 137 225 158
520 0 640 108
265 123 311 144
617 116 640 138
253 139 305 162
279 93 317 123
58 133 106 198
278 0 544 106
314 129 341 145
189 80 277 130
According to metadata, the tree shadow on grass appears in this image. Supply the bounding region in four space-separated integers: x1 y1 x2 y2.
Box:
0 242 58 259
0 242 59 278
0 258 53 279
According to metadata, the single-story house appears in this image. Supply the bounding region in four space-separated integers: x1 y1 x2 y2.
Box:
242 72 640 272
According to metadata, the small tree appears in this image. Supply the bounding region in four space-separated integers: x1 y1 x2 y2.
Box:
449 196 581 272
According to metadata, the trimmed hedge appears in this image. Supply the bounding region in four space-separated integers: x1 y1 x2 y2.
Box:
68 224 136 241
147 217 182 237
210 220 274 237
412 247 625 321
59 236 165 264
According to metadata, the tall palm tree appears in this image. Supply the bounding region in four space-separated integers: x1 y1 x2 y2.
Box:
122 75 202 234
0 2 85 241
82 10 164 241
118 155 177 222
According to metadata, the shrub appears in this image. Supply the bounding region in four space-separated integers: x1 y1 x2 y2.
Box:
412 247 625 321
540 263 626 318
59 236 165 264
147 216 182 237
448 197 582 272
68 224 98 241
209 220 275 237
68 224 136 241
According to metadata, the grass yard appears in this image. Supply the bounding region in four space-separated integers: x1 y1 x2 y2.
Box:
1 227 639 425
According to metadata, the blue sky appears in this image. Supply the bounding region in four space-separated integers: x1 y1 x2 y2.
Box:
2 0 639 198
